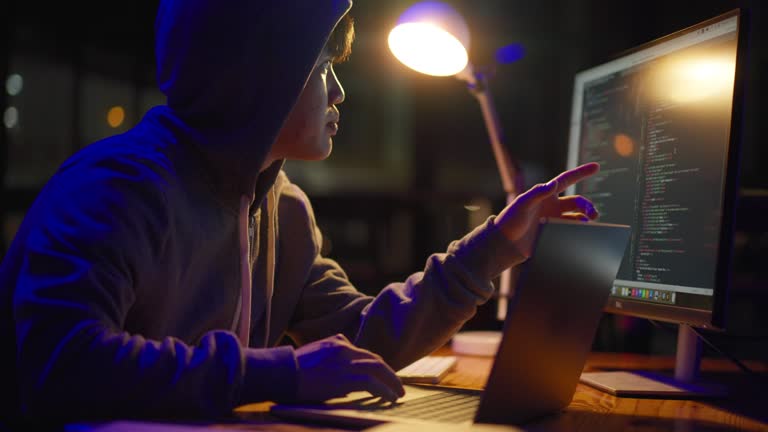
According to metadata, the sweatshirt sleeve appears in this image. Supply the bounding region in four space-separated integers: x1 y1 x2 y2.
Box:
11 156 297 420
353 217 526 369
284 182 526 370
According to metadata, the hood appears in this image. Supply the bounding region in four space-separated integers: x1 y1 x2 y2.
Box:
154 0 353 197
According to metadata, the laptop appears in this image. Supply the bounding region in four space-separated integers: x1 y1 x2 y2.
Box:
269 219 631 427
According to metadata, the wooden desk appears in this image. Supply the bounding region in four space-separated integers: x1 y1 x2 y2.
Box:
74 350 768 432
231 348 768 432
430 349 768 432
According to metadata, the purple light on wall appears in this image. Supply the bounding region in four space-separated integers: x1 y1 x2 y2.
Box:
496 43 525 64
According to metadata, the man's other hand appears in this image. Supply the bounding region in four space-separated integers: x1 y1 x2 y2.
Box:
294 334 405 403
496 162 601 258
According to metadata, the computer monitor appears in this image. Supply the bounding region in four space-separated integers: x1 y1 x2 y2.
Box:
566 9 747 396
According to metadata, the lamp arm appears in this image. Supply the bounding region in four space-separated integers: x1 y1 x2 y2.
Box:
457 66 525 319
459 68 525 198
473 90 523 197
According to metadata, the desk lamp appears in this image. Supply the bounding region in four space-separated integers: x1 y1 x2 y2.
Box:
389 1 524 355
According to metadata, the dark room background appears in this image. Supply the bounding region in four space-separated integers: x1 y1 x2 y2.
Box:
1 1 766 360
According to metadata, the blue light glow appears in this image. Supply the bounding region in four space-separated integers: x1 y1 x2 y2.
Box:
496 44 525 64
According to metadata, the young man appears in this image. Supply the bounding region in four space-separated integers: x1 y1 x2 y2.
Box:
0 0 599 422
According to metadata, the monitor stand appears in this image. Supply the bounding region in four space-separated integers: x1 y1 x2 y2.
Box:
580 324 727 398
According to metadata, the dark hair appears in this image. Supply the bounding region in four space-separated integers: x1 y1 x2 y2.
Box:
327 14 355 63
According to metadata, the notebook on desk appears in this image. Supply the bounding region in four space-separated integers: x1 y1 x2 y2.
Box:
269 219 631 427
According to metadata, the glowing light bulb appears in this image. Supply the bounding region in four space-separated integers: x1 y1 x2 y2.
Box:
388 23 468 76
389 1 471 77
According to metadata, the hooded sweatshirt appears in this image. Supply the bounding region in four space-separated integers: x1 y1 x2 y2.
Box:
0 0 525 422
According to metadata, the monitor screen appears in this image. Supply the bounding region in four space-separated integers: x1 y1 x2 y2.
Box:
566 10 744 329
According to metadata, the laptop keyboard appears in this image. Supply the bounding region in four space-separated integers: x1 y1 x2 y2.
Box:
366 391 480 423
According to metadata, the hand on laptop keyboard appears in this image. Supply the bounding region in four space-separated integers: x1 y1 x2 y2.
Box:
294 334 406 403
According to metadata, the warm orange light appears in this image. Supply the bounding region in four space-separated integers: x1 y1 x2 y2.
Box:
655 55 736 104
388 1 471 77
613 133 635 157
388 23 468 76
107 106 125 128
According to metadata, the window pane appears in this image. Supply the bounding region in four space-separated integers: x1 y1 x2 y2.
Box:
139 87 165 118
80 73 135 146
5 56 74 187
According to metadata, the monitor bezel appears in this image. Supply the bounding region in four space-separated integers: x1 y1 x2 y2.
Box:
566 9 748 331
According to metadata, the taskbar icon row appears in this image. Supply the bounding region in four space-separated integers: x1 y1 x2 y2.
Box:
611 285 676 305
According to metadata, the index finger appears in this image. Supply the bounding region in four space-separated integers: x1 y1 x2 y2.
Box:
551 162 599 193
351 358 405 399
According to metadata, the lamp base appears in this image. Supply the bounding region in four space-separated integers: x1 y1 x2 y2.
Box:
451 331 501 357
580 371 727 398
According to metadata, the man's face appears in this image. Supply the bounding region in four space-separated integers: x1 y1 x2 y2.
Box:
271 48 345 163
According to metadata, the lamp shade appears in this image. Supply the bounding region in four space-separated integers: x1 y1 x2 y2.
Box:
388 1 470 77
